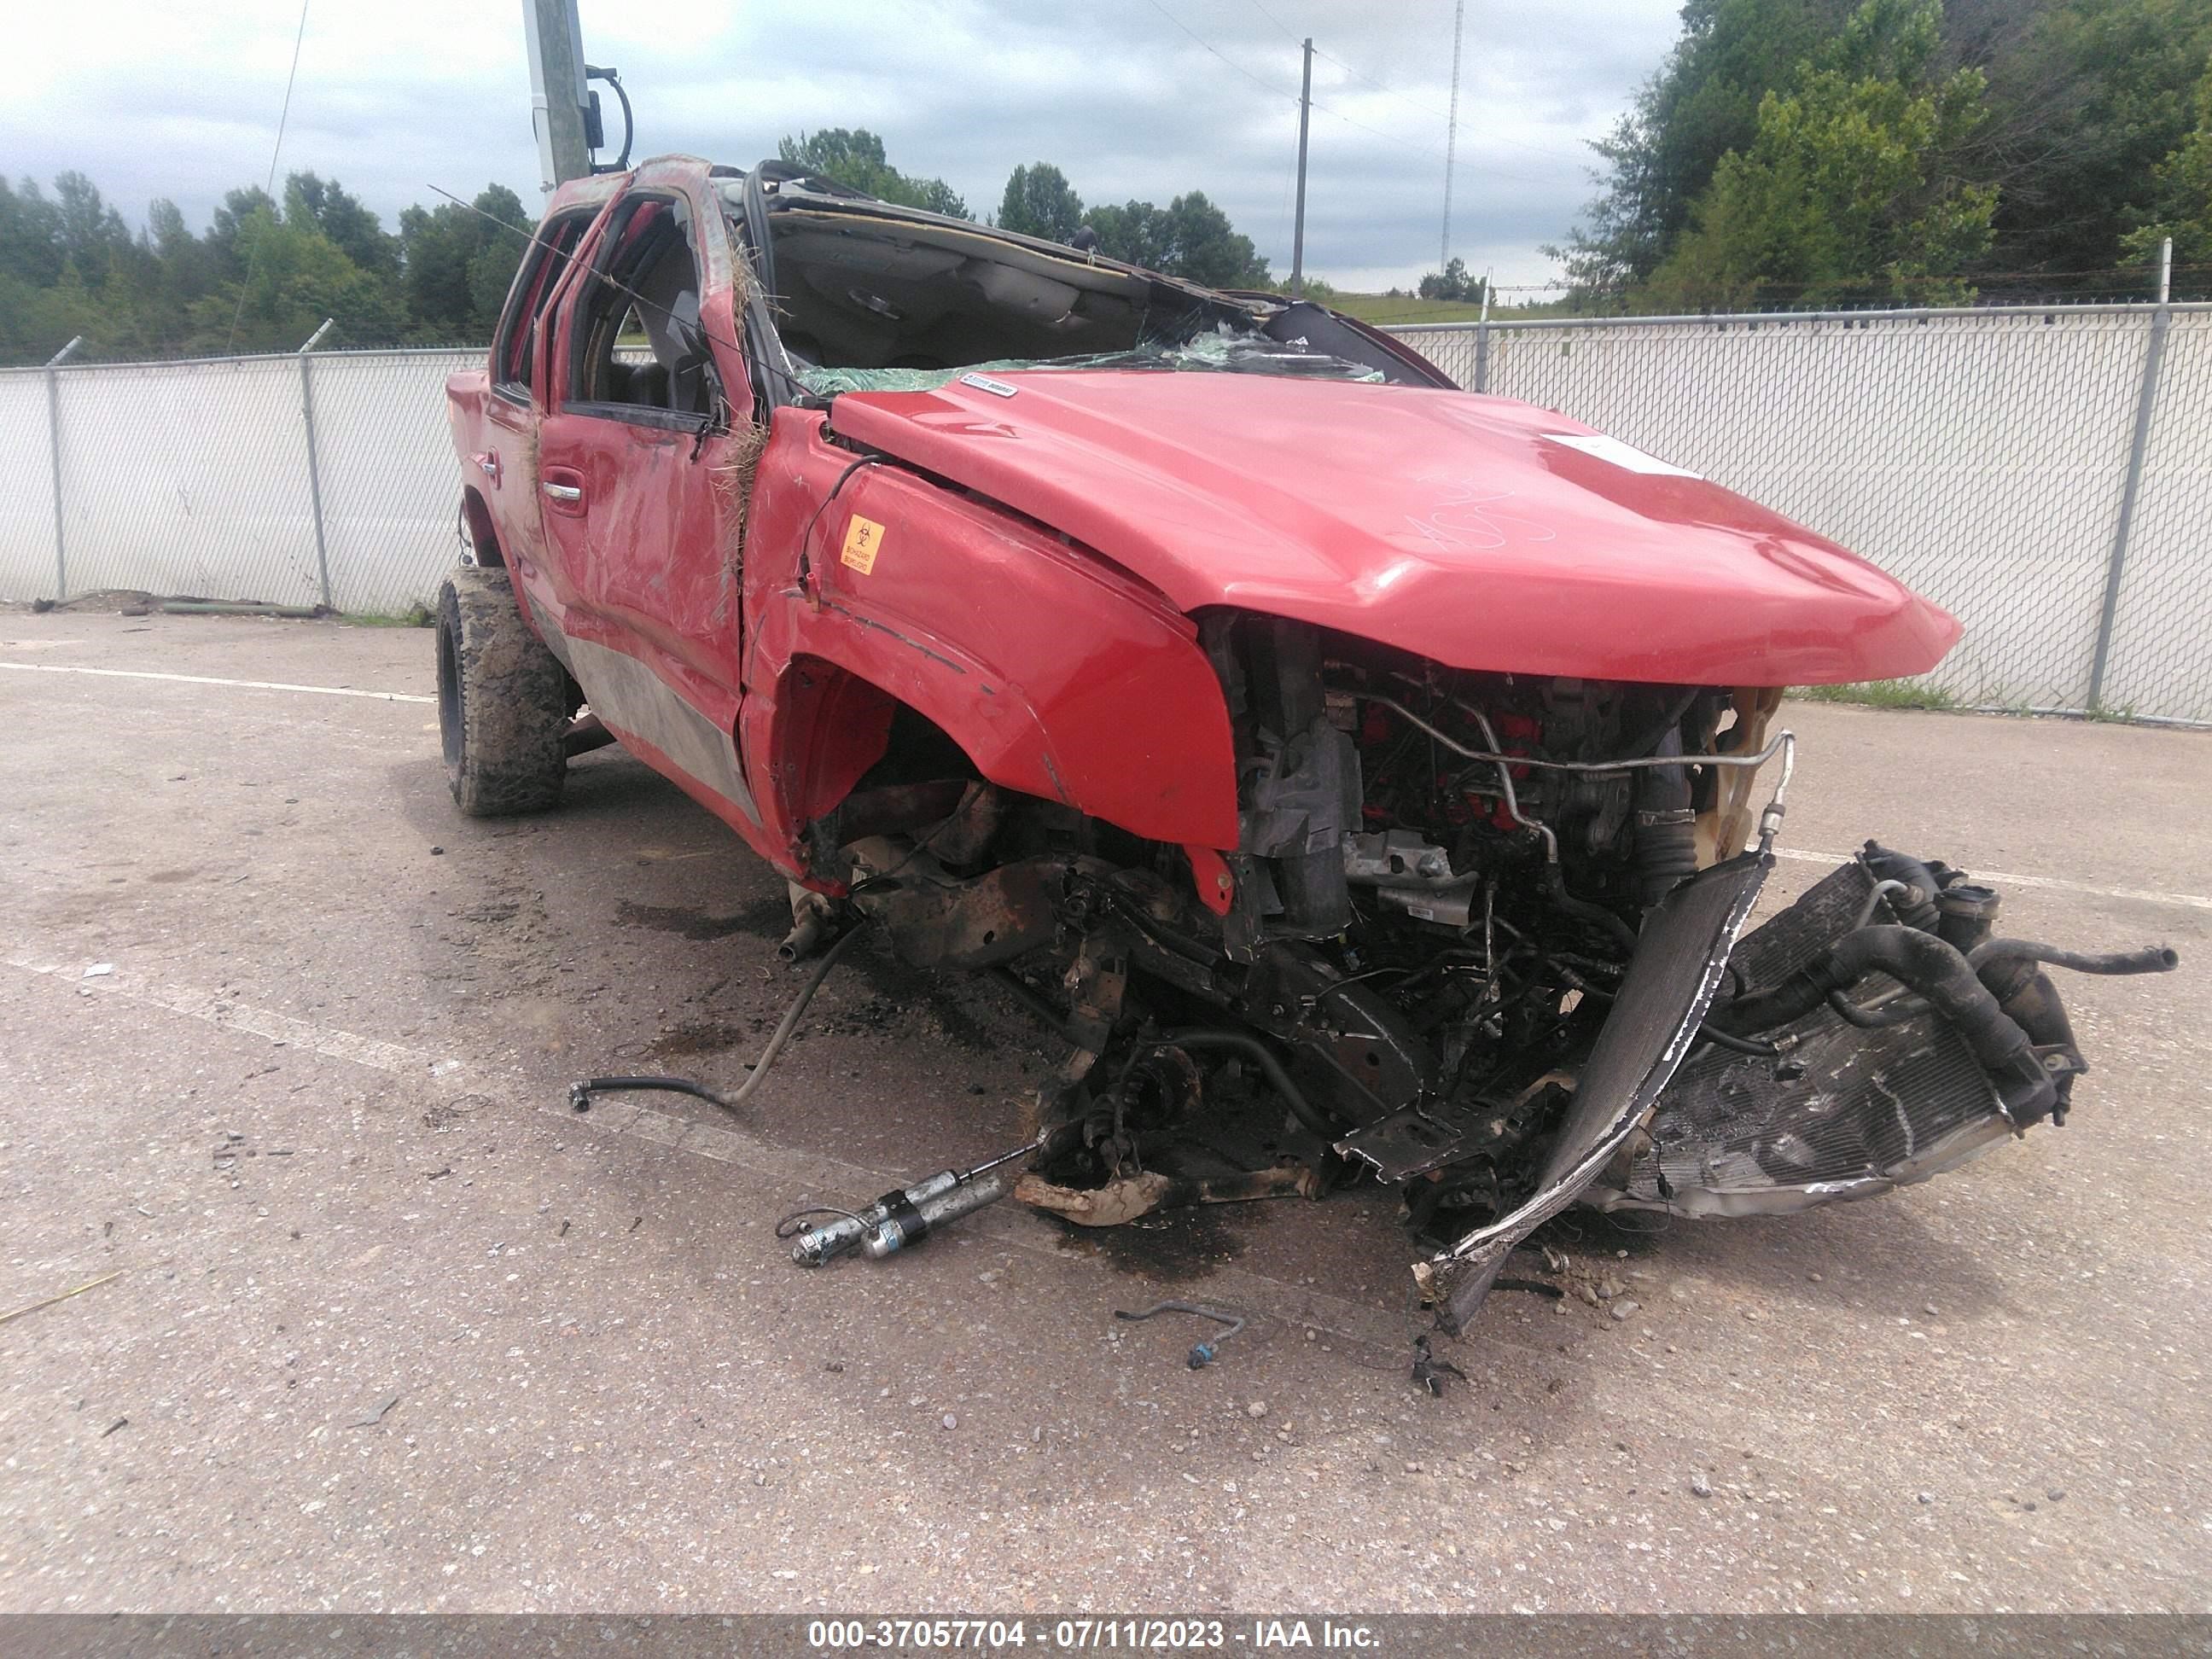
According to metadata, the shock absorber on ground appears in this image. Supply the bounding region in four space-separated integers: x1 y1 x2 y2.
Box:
785 1134 1042 1266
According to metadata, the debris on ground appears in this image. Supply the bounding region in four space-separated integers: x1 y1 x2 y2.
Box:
0 1270 122 1329
1114 1300 1249 1370
1409 1335 1467 1397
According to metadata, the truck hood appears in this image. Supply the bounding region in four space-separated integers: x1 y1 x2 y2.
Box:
824 370 1959 685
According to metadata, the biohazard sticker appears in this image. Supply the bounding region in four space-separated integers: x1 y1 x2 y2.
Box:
841 515 886 574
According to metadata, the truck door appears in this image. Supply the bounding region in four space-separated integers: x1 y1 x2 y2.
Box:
480 207 597 629
535 187 761 834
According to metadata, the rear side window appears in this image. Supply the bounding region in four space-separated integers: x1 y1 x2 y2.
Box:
492 213 592 398
566 195 723 424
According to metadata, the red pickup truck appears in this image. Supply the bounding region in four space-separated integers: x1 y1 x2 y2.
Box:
441 154 2169 1326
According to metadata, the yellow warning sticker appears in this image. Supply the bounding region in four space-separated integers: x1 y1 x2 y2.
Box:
840 515 886 575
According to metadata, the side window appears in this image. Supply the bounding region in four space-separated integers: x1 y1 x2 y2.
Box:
568 196 720 422
492 213 591 399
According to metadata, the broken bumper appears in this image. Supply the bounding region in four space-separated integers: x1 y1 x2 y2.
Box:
1425 852 2176 1331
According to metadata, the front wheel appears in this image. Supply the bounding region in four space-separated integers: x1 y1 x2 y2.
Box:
435 568 569 816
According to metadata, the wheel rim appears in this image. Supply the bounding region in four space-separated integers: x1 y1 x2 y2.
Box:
436 609 465 780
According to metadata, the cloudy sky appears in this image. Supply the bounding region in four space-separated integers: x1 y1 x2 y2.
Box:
14 1 1686 294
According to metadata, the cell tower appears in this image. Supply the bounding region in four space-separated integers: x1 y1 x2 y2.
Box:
1441 0 1465 271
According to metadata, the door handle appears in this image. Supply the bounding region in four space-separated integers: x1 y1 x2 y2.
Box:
539 465 586 515
473 451 500 483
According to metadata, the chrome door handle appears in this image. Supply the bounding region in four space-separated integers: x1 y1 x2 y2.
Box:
542 482 582 503
473 451 499 481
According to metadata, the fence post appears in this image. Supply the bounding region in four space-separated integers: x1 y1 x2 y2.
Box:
1472 283 1493 393
44 335 81 601
2087 301 2171 710
297 318 335 611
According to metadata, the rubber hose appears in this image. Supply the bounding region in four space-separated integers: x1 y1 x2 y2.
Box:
1718 925 2042 1098
569 925 863 1114
1545 862 1639 953
1859 843 1941 932
1155 1028 1338 1139
1966 940 2179 976
1633 728 1698 909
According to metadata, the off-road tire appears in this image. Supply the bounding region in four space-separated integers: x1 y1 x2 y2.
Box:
436 568 569 817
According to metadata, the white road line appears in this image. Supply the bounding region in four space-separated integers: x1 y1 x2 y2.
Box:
1772 846 2212 912
5 952 447 1074
4 946 2077 1465
0 946 1422 1355
8 654 2199 915
0 661 434 704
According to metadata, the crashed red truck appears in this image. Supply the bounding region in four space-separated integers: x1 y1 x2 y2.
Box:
439 154 2175 1331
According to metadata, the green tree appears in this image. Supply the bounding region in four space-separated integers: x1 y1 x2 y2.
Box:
0 178 66 286
2122 56 2212 266
50 171 134 289
1160 191 1271 288
997 162 1085 242
0 270 99 363
1553 0 1860 294
1647 0 1997 309
1075 193 1270 286
776 129 970 218
186 203 406 349
1417 257 1487 302
284 172 399 278
144 199 215 308
1982 0 2212 281
205 185 279 285
1080 200 1173 269
396 184 526 343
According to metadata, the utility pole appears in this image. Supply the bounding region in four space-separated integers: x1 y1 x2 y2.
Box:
1291 37 1313 298
523 0 592 190
1441 0 1464 271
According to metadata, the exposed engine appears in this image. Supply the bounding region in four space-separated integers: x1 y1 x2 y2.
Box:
824 612 2175 1330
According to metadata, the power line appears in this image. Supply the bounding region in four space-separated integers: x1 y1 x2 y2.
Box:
1266 8 1598 164
1142 1 1446 163
225 0 313 355
1243 0 1302 44
1142 0 1298 104
1316 44 1452 123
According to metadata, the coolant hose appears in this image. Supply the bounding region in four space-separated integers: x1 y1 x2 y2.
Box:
1545 863 1639 953
1155 1029 1338 1140
1860 842 1942 933
1716 925 2050 1115
1633 728 1698 908
1967 940 2180 977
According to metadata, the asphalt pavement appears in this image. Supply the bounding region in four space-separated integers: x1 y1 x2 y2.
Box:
0 611 2206 1613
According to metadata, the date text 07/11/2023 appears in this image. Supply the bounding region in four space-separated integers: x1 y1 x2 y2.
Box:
804 1619 1382 1651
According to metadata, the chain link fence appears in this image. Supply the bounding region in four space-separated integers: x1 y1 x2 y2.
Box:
0 344 477 618
1394 303 2212 724
2 307 2204 723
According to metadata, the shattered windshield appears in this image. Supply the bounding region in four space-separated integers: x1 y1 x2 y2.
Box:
787 328 1387 398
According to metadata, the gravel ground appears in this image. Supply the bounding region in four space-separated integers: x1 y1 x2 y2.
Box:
0 611 2206 1614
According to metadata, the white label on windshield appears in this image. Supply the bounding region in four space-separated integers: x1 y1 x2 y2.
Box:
1545 433 1702 478
959 373 1019 399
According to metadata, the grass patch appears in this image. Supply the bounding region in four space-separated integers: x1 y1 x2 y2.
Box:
346 606 434 629
1792 678 1959 711
1330 294 1490 325
1326 293 1587 326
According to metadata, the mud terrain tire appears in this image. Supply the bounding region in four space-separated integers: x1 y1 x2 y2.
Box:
436 568 569 817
